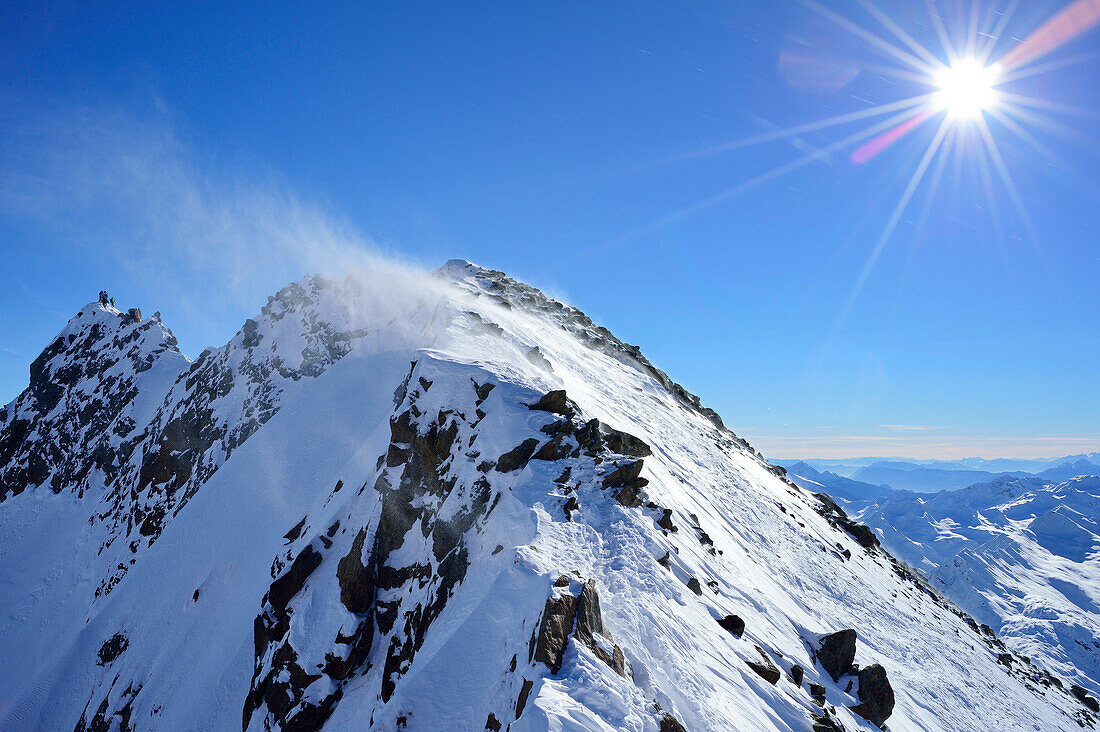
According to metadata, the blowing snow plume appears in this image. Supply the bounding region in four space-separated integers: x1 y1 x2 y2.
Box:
0 99 439 332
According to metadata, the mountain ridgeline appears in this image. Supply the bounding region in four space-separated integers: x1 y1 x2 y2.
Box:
0 261 1095 731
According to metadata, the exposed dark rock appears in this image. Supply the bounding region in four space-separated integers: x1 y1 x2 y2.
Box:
812 713 844 732
850 663 895 727
97 632 129 666
614 483 647 508
657 509 678 532
746 647 781 685
554 574 571 588
283 516 307 543
532 437 572 462
660 713 688 732
602 427 651 457
474 380 495 402
496 439 540 473
534 595 578 673
815 629 857 682
717 614 745 638
563 495 579 520
845 522 879 549
336 529 373 613
814 493 879 550
809 683 826 699
527 390 572 416
610 645 629 678
516 678 534 719
268 544 322 617
575 580 608 643
573 419 604 456
1072 685 1100 713
486 712 502 730
790 664 804 686
602 460 645 488
687 577 702 595
658 552 672 569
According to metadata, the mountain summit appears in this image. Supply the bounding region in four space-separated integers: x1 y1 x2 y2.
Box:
0 262 1093 731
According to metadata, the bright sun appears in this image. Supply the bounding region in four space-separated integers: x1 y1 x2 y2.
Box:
933 59 1002 120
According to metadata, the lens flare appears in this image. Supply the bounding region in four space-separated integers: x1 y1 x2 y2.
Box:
933 60 1002 120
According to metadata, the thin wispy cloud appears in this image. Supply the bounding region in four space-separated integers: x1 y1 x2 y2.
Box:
878 424 945 431
0 97 429 329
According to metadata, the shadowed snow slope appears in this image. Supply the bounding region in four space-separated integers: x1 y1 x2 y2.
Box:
0 261 1094 731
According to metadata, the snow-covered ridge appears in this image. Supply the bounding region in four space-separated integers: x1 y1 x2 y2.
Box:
0 261 1096 731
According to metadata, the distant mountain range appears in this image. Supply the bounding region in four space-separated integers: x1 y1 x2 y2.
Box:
783 454 1100 700
858 476 1100 697
779 455 1100 494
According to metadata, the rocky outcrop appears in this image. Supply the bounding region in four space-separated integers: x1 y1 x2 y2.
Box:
851 664 895 727
718 614 745 638
496 439 540 473
246 372 501 728
746 646 781 685
660 713 687 732
1072 686 1100 713
96 632 129 666
814 493 879 550
815 629 857 682
534 578 630 678
534 594 578 673
527 390 573 416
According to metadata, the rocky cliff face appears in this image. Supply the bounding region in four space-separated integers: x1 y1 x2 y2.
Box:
0 262 1095 731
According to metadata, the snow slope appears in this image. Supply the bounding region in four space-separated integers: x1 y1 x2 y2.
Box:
0 261 1094 731
858 475 1100 697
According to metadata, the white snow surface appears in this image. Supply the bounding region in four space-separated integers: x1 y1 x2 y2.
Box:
0 261 1091 731
858 475 1100 696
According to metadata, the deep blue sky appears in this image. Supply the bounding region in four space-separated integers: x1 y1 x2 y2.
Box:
1 1 1098 458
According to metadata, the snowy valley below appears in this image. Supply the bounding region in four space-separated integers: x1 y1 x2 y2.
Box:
786 464 1100 702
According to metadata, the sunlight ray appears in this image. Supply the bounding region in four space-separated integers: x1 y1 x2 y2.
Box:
979 0 1022 64
565 106 933 269
975 114 1038 244
861 62 941 86
998 91 1100 118
997 101 1100 157
668 93 935 163
925 0 960 65
998 49 1100 84
966 0 981 59
987 107 1081 177
833 117 953 331
975 131 1009 245
800 0 938 75
911 123 958 242
855 0 945 69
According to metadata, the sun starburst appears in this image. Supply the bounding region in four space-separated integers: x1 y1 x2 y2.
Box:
932 59 1002 121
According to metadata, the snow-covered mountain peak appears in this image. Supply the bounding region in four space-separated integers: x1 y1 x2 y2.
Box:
1 262 1096 731
0 300 188 502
